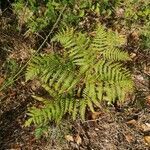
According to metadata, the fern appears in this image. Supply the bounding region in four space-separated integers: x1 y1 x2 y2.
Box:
25 25 133 127
25 95 82 126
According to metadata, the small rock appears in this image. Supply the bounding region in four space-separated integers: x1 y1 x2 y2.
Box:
95 128 99 131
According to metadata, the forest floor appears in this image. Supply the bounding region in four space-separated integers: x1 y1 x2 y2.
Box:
0 7 150 150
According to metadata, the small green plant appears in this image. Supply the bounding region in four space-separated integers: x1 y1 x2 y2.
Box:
93 0 122 17
25 25 133 128
125 0 149 19
140 23 150 51
124 0 150 27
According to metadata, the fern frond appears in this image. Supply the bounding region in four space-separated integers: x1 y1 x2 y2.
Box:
86 98 95 113
79 99 87 120
52 27 89 65
26 54 61 82
52 27 75 49
89 25 130 62
72 100 78 120
85 81 101 107
102 48 131 61
26 24 133 128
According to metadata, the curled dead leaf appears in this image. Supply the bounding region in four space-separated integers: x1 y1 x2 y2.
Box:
130 53 136 59
125 134 134 143
144 65 150 76
75 134 82 145
126 119 137 126
0 77 5 85
131 31 139 41
144 136 150 145
146 95 150 106
116 8 124 17
65 135 74 142
91 112 102 120
141 123 150 132
0 92 4 96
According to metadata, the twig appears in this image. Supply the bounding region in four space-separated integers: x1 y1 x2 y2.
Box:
81 116 107 124
35 33 51 47
0 5 67 91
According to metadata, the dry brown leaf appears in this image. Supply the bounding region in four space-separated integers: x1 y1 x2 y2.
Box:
91 112 102 120
144 136 150 145
144 65 150 75
125 134 134 143
89 31 96 37
146 95 150 106
65 135 74 142
0 77 4 85
130 53 136 59
116 8 124 17
0 92 3 96
126 119 137 126
75 134 82 145
30 80 41 91
131 31 139 41
141 123 150 132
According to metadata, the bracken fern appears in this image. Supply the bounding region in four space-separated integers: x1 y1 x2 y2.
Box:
25 25 133 127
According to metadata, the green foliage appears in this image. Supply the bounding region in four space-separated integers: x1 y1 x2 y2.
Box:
13 0 59 32
34 125 49 139
122 0 150 51
0 59 21 90
124 0 150 22
12 0 93 33
25 25 133 127
122 0 150 29
12 0 124 33
92 0 122 17
140 23 150 51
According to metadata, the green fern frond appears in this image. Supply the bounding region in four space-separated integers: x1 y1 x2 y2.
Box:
52 27 75 49
72 100 78 121
26 54 61 82
25 24 133 128
88 25 130 62
79 99 87 120
102 48 131 61
86 98 95 113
